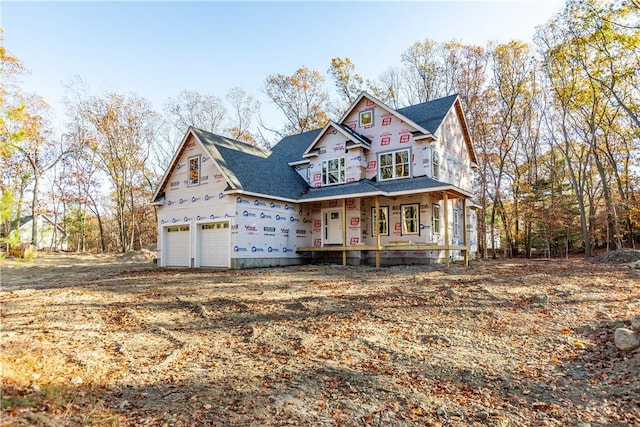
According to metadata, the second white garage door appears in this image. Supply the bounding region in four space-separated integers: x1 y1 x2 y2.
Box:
199 222 230 267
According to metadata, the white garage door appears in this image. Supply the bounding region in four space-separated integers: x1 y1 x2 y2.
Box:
165 225 190 267
199 222 230 268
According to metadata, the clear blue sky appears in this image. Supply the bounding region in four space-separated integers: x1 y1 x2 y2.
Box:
1 1 564 135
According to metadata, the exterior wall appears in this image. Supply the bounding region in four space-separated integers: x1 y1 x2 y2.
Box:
157 137 313 268
467 209 479 257
361 195 430 246
346 147 367 183
358 195 478 265
231 196 312 268
156 136 236 267
306 132 367 187
294 164 310 182
293 98 479 266
432 108 474 191
360 194 437 264
302 97 474 194
307 198 363 250
343 99 427 182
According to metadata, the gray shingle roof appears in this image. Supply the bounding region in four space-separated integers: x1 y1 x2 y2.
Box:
185 94 463 202
192 127 310 200
298 180 380 201
396 94 457 134
297 176 468 201
270 129 321 162
374 175 451 193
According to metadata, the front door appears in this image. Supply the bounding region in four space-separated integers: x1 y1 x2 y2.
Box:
324 210 343 246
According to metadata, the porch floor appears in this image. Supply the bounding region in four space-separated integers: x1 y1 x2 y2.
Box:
296 243 469 267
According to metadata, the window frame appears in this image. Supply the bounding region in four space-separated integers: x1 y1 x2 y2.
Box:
401 203 420 235
378 148 411 181
432 151 440 180
188 155 201 186
321 157 346 186
453 208 460 238
168 225 189 232
359 109 374 127
432 204 441 235
371 206 389 236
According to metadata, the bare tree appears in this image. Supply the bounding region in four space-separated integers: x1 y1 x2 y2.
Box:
264 67 331 135
225 87 260 144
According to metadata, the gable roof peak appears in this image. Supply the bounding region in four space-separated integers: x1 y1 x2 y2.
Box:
337 91 388 123
189 127 270 158
395 93 459 134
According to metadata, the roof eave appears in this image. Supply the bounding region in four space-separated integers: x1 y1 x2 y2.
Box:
453 98 478 166
289 159 310 166
384 185 474 199
414 134 437 143
223 189 301 204
299 189 384 203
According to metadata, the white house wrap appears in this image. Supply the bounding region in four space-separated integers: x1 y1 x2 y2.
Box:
152 92 479 268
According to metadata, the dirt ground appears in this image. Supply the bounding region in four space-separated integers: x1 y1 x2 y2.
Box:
1 251 639 426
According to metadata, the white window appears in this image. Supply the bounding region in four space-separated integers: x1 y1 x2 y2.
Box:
168 225 189 232
322 158 346 185
432 151 439 180
371 206 389 236
202 223 229 230
432 204 441 234
359 109 374 127
379 149 410 181
401 204 420 235
188 155 201 186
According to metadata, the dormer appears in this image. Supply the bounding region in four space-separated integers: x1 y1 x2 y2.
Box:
301 121 371 159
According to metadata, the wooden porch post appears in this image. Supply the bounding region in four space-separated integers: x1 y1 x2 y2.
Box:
462 198 468 267
444 192 450 268
342 198 347 266
375 196 381 268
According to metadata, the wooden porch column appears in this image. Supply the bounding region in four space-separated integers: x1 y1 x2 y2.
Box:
462 198 468 267
443 192 450 268
375 196 381 268
342 198 347 266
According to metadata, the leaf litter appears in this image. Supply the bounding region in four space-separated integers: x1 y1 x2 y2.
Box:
1 252 639 426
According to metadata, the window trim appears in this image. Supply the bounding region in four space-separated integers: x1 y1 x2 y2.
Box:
401 203 420 235
359 109 374 127
321 157 346 186
378 148 411 181
432 204 441 235
432 151 439 180
188 155 201 186
453 208 460 238
371 206 390 236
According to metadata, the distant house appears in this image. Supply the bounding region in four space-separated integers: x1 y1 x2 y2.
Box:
151 92 478 269
11 214 68 251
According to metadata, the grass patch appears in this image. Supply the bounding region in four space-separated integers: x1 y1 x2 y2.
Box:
1 393 36 410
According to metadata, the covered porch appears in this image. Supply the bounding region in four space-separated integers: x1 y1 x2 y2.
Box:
297 185 473 268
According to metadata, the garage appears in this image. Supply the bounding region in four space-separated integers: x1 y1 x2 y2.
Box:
165 225 190 267
198 222 230 267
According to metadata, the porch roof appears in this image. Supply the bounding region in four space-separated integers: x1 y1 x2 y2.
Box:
297 176 472 202
299 180 381 201
374 175 472 199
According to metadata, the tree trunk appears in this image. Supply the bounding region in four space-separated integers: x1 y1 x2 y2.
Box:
593 149 623 250
30 172 40 247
